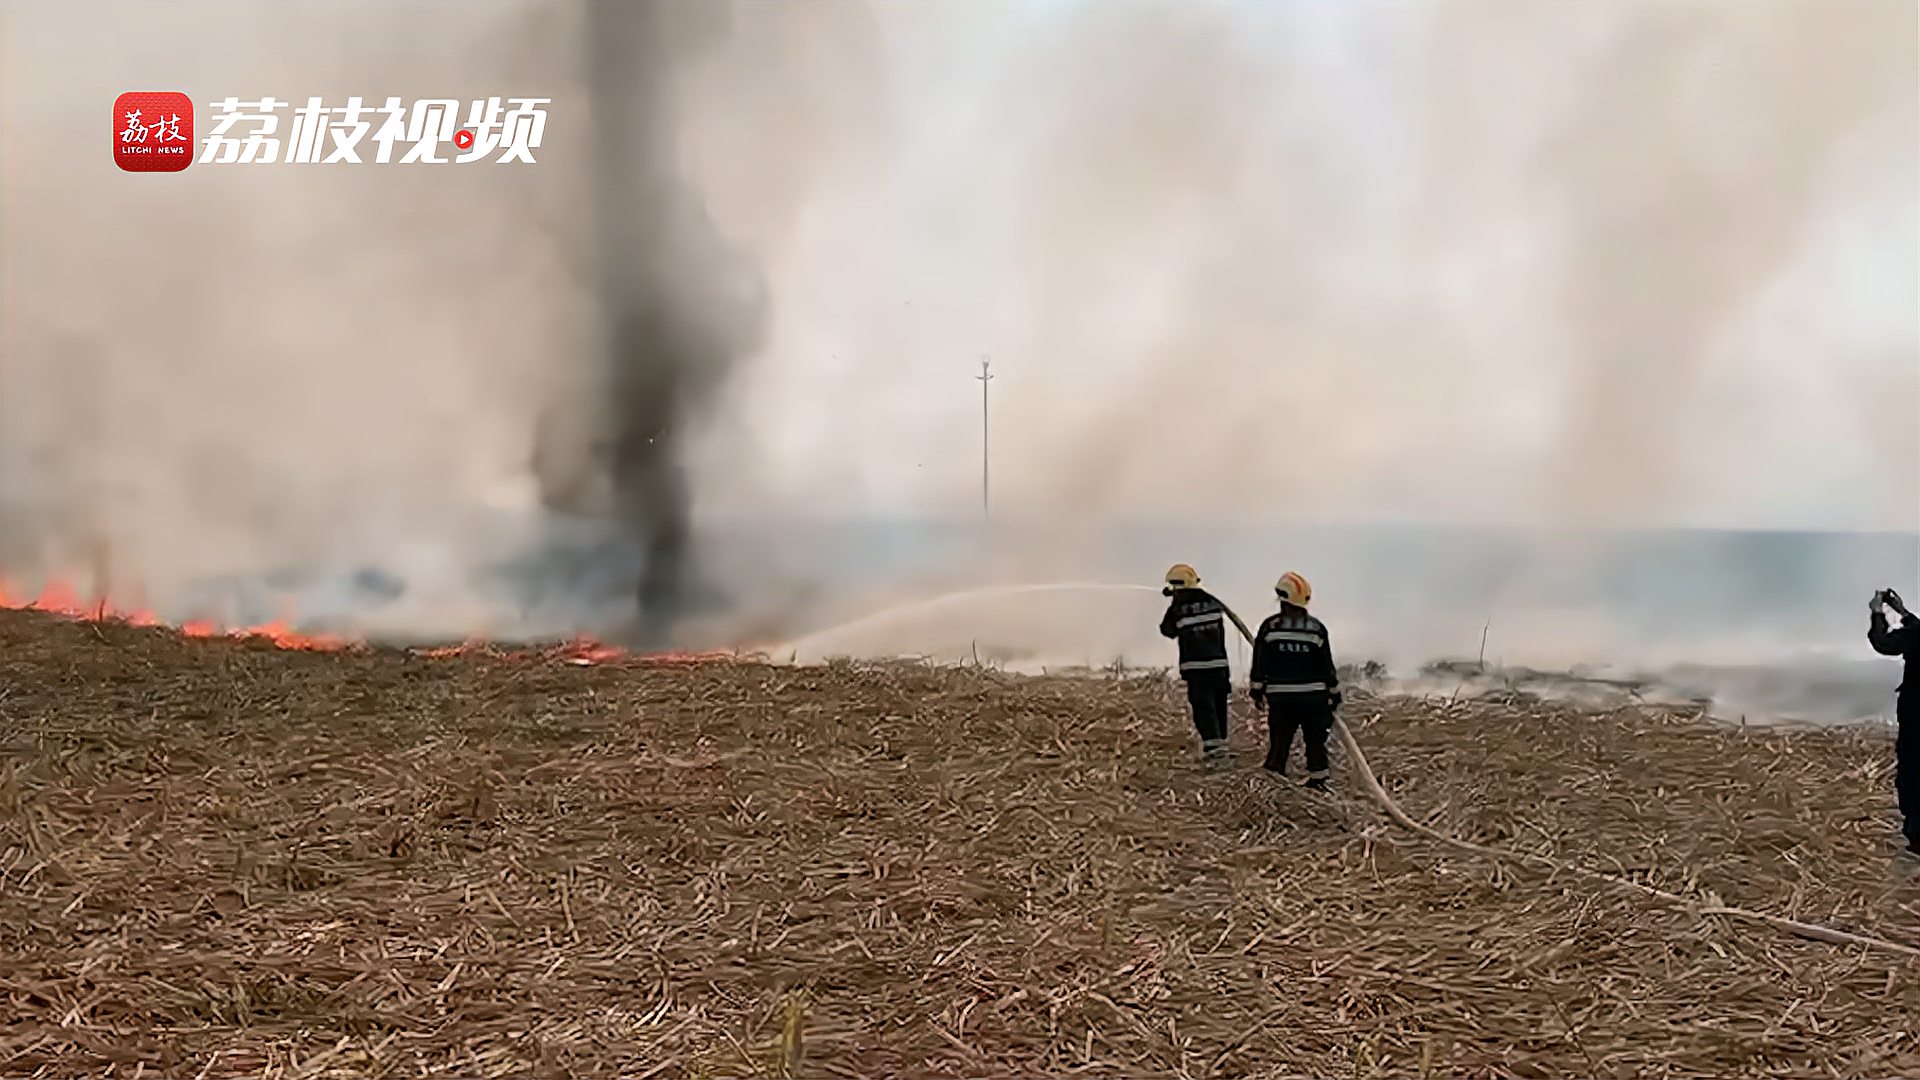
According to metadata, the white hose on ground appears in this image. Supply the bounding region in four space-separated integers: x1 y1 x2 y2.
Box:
1210 599 1920 963
1328 718 1919 958
771 584 1919 961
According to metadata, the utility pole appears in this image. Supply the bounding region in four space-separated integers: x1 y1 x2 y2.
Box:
975 358 993 518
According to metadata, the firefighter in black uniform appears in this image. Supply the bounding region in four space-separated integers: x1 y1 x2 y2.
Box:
1869 587 1919 856
1248 571 1340 790
1158 563 1232 764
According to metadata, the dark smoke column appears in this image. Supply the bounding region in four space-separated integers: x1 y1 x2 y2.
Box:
579 0 767 644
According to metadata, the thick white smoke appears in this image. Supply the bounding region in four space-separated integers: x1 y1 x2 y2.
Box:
1 1 1914 714
1 1 598 634
706 0 1914 528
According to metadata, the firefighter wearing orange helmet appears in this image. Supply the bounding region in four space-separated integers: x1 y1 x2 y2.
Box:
1249 571 1341 790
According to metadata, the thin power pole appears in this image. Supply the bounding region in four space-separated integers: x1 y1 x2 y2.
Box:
976 358 993 518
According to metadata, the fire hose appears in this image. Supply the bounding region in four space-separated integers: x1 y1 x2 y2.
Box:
1210 598 1920 962
776 583 1917 960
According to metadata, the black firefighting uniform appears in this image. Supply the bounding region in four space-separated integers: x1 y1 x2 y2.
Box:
1248 603 1340 782
1159 587 1231 751
1869 609 1920 851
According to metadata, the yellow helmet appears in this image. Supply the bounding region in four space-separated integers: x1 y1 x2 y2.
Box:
1164 563 1200 590
1275 571 1312 607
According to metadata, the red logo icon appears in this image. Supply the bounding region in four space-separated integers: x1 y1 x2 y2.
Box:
453 129 475 151
113 91 194 173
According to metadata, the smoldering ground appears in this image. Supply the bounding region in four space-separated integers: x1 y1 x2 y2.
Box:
1 1 1914 700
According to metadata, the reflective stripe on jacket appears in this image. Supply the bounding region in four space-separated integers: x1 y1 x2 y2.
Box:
1159 588 1230 679
1249 606 1338 698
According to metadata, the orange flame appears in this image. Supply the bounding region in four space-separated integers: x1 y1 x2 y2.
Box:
0 576 736 666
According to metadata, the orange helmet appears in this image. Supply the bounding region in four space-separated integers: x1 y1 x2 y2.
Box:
1275 571 1311 607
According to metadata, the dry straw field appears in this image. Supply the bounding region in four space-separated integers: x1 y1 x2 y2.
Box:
2 609 1917 1078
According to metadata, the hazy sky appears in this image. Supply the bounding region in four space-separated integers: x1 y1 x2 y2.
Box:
702 0 1917 530
1 0 1915 614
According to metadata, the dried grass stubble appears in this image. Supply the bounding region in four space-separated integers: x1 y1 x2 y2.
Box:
0 610 1916 1077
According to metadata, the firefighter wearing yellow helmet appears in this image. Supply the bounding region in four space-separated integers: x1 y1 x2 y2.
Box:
1249 570 1341 790
1158 563 1233 765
